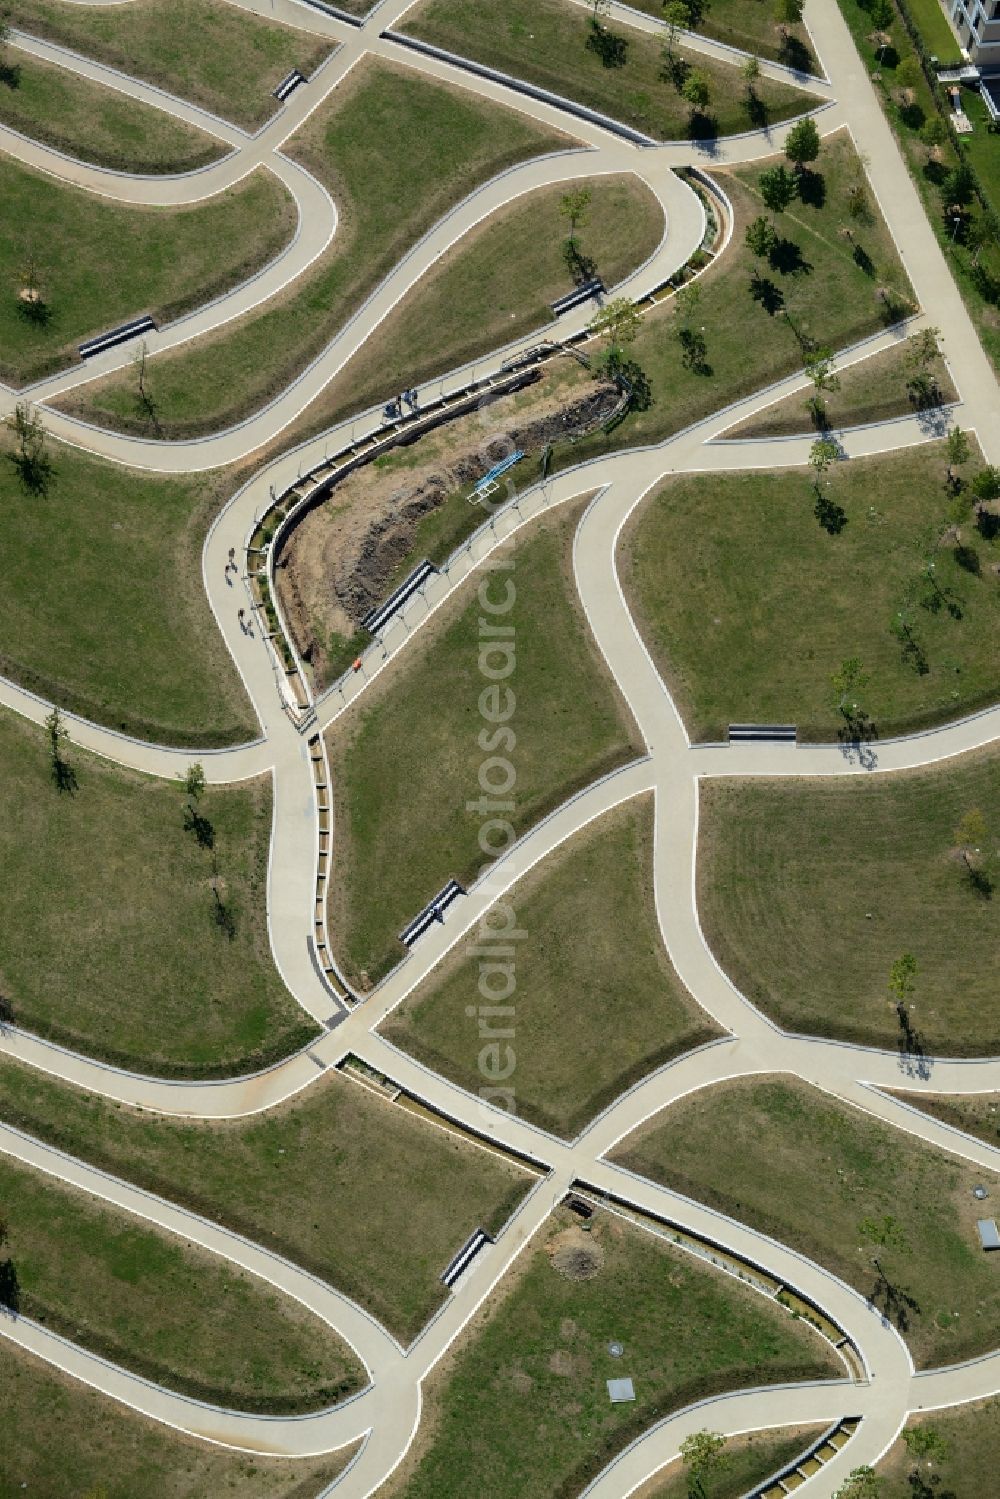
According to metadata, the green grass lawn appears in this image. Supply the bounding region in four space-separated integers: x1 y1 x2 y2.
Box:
878 1399 1000 1496
957 84 1000 219
890 1089 1000 1147
386 1206 838 1499
0 709 318 1075
0 1056 531 1345
835 0 1000 375
0 49 226 172
640 1428 826 1499
621 443 1000 743
726 333 957 436
697 752 1000 1054
0 1345 357 1499
12 0 334 131
899 0 963 64
0 1153 363 1411
226 173 662 458
0 159 294 385
53 59 570 439
613 1076 1000 1368
625 0 818 72
404 0 815 142
543 132 915 475
326 499 643 988
0 436 255 744
381 797 719 1136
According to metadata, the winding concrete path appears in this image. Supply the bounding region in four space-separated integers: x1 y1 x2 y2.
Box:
1 0 999 1495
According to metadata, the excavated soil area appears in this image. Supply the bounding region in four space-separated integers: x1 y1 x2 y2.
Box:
275 365 616 689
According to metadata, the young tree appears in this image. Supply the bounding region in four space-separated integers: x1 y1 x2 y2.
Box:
45 706 67 768
7 400 54 495
832 657 868 722
804 347 839 396
560 187 592 241
904 325 941 407
742 53 761 92
920 114 948 161
774 0 803 32
662 0 691 48
680 1429 729 1493
661 0 691 85
869 0 894 33
588 296 642 355
681 68 710 122
809 435 839 481
560 188 594 280
887 953 917 1006
846 178 872 222
785 116 821 174
944 424 970 492
758 163 797 213
673 281 708 371
834 1465 883 1499
803 348 839 426
954 807 989 888
902 1425 950 1463
745 215 778 259
895 55 921 93
942 160 975 207
184 761 206 803
971 464 1000 503
44 705 77 794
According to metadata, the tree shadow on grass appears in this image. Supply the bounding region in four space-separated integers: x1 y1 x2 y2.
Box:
0 1258 20 1316
51 754 78 796
0 61 21 89
796 168 826 208
813 488 847 534
779 34 813 74
769 237 811 275
852 242 876 277
184 804 215 850
906 1472 956 1499
749 273 785 315
586 23 628 68
688 110 718 143
868 1261 921 1332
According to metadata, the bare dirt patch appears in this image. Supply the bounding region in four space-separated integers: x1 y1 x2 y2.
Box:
548 1225 606 1281
274 363 615 686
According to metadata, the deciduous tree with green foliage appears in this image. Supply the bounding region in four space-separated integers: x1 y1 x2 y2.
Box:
785 116 821 174
954 807 991 895
745 214 778 259
681 68 710 126
758 163 797 213
832 657 868 724
588 296 641 355
834 1464 883 1499
944 425 970 492
887 953 917 1006
680 1429 729 1494
7 400 54 495
902 1425 950 1463
44 705 77 795
971 464 1000 503
774 0 803 32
